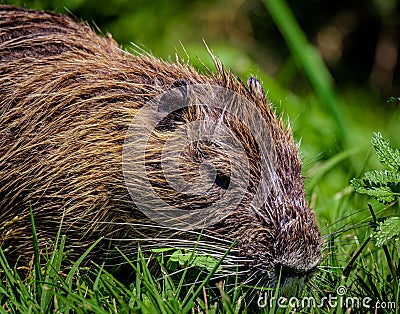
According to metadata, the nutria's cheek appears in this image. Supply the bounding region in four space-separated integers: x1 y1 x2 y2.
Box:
123 83 280 231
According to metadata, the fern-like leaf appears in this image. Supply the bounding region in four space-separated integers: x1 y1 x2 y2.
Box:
371 132 400 172
352 133 400 203
373 217 400 246
351 178 397 203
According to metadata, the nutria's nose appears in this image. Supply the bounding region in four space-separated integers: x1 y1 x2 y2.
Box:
274 263 317 284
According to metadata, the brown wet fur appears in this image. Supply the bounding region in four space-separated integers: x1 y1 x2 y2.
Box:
0 5 321 287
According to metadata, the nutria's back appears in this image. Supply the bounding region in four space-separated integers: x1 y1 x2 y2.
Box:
0 5 321 291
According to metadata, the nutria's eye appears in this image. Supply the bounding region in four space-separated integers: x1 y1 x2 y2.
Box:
215 171 230 189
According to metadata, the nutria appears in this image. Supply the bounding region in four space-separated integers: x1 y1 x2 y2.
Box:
0 5 321 292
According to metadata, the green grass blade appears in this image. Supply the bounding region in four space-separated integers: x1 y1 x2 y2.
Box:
137 249 169 314
55 289 110 314
181 241 236 314
117 247 165 313
58 236 103 312
262 0 347 141
92 262 105 305
0 249 22 310
40 211 67 313
29 205 42 300
66 237 103 287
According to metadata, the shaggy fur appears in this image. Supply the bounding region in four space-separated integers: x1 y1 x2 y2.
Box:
0 5 321 289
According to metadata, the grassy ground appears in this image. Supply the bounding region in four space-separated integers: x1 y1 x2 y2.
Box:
0 0 399 313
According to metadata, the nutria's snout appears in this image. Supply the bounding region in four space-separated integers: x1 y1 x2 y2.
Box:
236 219 321 291
272 263 318 293
235 234 321 292
271 237 321 290
0 5 322 296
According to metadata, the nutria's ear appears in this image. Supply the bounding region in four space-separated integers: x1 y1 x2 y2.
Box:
156 80 191 130
247 77 266 103
158 79 190 113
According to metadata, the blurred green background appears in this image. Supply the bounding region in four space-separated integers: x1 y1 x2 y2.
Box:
1 0 399 228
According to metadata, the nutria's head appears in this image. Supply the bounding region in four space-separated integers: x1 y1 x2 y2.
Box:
0 5 321 293
122 78 321 292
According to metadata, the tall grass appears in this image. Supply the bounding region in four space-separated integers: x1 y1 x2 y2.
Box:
0 220 271 313
262 0 347 143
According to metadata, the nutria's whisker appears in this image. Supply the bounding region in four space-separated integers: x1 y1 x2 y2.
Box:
322 221 371 239
317 265 341 270
320 207 370 233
